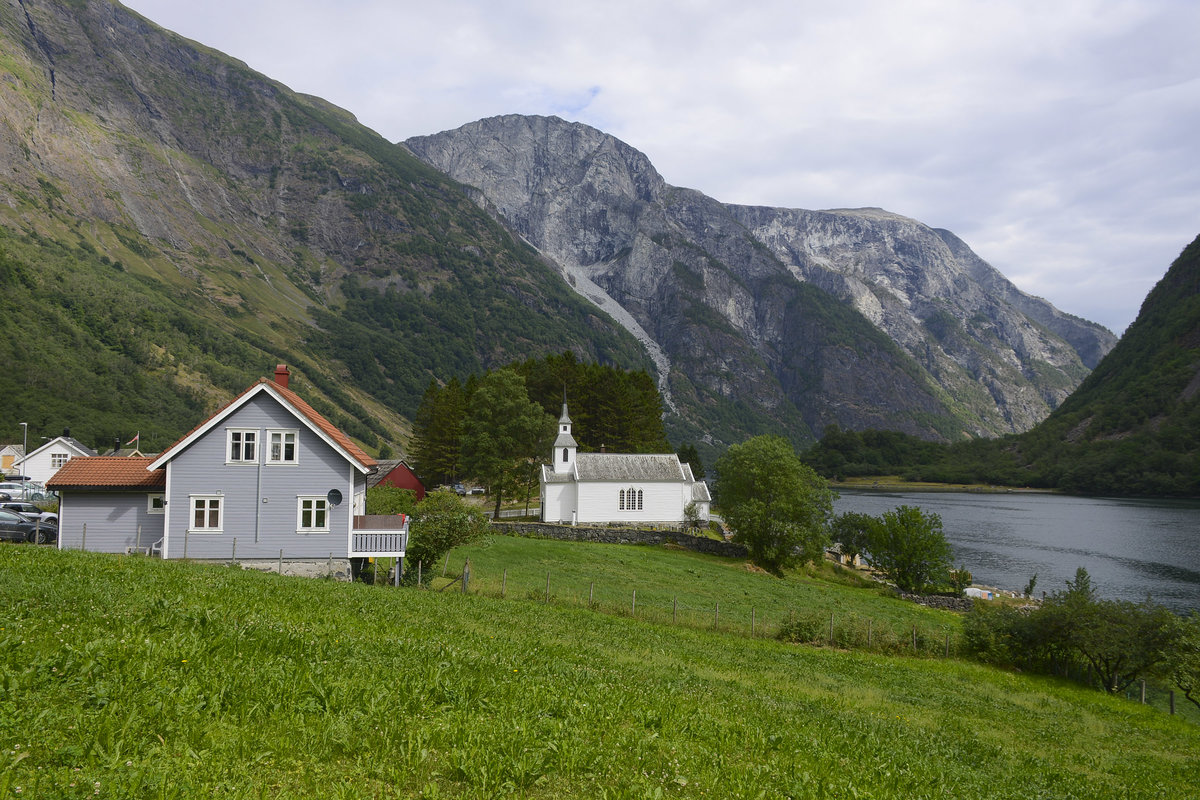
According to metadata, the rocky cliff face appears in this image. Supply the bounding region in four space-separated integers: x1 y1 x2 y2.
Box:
407 115 1117 445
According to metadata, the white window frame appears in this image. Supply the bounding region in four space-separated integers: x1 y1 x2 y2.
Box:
297 496 330 533
51 453 70 469
226 428 258 465
188 495 223 533
266 429 299 465
147 493 165 515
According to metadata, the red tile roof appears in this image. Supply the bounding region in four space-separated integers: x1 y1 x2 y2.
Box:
46 457 165 490
268 380 376 470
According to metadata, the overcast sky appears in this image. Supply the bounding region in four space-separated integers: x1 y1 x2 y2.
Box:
123 0 1199 335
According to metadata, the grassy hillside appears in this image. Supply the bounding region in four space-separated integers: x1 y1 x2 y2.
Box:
1 544 1196 798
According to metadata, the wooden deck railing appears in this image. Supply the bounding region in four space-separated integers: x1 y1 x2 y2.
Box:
351 515 409 558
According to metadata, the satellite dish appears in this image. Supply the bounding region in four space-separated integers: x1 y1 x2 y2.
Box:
326 489 343 506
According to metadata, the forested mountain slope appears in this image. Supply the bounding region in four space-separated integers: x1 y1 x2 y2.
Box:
0 0 648 454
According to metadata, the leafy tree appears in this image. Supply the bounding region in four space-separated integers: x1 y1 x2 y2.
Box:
407 488 489 577
866 505 952 593
829 511 878 566
365 486 417 516
1170 612 1200 712
460 370 555 516
948 566 973 597
715 435 834 575
1040 568 1179 693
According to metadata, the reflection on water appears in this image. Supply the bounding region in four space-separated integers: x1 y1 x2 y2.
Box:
834 491 1200 612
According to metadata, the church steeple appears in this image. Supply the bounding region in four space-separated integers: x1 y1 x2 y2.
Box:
553 400 578 474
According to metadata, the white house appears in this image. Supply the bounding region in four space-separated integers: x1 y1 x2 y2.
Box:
24 434 97 485
540 403 710 525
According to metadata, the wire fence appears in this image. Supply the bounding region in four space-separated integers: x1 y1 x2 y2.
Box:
406 558 965 660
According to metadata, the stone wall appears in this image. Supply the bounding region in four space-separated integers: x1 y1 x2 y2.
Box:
898 592 974 612
491 521 748 559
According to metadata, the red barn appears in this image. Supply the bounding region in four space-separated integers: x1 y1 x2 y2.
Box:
367 459 426 501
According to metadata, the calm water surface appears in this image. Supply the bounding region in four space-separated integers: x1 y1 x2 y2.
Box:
834 491 1200 612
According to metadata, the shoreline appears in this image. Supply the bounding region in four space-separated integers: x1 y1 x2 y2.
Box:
829 480 1058 494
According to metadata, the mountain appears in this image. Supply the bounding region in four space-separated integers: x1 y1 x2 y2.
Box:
0 0 649 454
405 115 1117 451
0 1 1117 465
1012 233 1200 494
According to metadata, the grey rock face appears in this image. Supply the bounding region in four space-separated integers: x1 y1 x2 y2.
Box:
407 115 1116 445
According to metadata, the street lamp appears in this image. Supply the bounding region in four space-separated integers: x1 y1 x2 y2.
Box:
18 422 27 500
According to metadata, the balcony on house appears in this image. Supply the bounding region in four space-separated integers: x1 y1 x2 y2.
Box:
350 514 409 558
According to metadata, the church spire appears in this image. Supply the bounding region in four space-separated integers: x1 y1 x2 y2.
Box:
553 398 577 474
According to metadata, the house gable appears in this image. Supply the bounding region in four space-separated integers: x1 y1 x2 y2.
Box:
149 380 374 474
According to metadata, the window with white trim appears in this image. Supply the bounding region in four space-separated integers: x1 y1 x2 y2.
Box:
147 493 165 514
51 453 70 469
619 487 644 511
227 429 258 463
189 495 222 532
267 430 298 464
297 496 330 533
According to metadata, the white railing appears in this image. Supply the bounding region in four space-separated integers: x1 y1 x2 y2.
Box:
350 515 409 558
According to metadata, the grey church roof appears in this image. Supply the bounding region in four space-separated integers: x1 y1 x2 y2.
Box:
574 453 685 482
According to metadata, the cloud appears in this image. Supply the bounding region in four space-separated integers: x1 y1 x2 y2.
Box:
124 0 1200 334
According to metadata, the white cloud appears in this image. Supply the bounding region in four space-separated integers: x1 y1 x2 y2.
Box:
123 0 1200 334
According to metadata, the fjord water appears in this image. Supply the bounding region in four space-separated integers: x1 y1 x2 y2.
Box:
835 491 1200 612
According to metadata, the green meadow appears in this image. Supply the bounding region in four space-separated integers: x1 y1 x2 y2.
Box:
1 541 1197 799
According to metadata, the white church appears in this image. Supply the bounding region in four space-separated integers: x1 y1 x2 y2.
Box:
540 403 711 525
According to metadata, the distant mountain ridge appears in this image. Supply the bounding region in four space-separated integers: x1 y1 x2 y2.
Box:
0 1 1119 462
406 115 1116 448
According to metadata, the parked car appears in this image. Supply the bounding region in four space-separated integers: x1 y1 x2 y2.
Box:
0 502 57 526
0 508 38 544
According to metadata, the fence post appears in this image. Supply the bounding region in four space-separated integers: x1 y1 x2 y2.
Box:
589 581 594 606
1140 679 1146 704
442 551 451 577
502 568 507 598
279 548 284 576
232 537 237 563
751 607 756 637
714 601 719 630
632 589 637 617
829 614 835 646
184 529 189 559
81 523 86 551
462 559 470 594
912 625 917 652
136 524 142 552
945 631 950 658
418 560 423 586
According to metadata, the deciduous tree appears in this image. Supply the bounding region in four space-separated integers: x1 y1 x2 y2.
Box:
460 370 554 516
715 435 834 575
866 505 952 593
407 488 489 578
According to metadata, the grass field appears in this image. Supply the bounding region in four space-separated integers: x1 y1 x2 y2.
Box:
1 543 1197 798
440 534 964 655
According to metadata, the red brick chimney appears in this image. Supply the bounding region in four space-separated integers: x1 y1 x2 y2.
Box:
273 364 290 389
